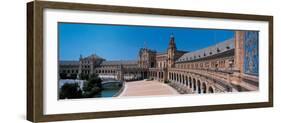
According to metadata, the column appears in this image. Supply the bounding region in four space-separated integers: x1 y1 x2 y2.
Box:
232 31 245 85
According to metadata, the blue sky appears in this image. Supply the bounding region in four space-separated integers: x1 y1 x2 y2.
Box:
59 23 234 60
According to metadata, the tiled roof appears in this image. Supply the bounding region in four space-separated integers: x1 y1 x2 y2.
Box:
100 60 138 65
176 38 234 62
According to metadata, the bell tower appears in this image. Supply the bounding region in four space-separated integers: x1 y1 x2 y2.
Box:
167 34 177 68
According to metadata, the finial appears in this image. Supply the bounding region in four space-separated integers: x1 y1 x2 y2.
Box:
170 33 175 43
170 33 175 42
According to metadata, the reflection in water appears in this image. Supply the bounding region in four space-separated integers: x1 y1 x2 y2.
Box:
94 81 123 98
94 88 122 98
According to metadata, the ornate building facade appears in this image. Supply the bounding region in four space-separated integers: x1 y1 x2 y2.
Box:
59 31 259 94
147 31 259 94
59 56 145 81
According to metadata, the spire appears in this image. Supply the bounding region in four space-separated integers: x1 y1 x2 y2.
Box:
170 33 175 44
169 33 176 49
167 33 176 68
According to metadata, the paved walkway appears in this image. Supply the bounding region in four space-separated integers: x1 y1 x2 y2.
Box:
119 80 179 97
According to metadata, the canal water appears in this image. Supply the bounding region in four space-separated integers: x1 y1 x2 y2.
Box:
94 81 123 98
59 79 123 98
94 88 122 97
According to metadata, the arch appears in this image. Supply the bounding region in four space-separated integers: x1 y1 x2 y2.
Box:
185 76 188 86
181 74 184 84
197 80 201 93
202 82 207 93
183 75 185 85
189 77 192 88
208 87 214 93
180 74 182 84
193 78 196 91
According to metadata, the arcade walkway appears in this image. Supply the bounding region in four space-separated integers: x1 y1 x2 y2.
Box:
119 80 179 97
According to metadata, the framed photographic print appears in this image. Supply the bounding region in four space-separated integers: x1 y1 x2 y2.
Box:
27 0 273 122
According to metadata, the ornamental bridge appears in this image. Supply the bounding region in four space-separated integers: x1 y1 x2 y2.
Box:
101 80 124 89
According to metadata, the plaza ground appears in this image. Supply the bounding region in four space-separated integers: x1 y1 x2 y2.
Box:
119 80 179 97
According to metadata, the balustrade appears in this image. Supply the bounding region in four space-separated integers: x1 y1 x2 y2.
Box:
166 68 235 94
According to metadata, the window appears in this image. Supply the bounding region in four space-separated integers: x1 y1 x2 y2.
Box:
205 62 209 68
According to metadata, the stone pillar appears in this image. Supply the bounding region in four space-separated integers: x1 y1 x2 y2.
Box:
184 75 188 87
234 31 245 73
163 69 167 82
232 31 245 85
157 71 159 80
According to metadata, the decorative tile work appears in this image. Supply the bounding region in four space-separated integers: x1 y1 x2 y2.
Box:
243 31 259 75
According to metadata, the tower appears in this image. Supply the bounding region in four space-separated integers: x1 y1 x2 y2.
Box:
167 34 177 68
